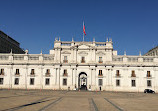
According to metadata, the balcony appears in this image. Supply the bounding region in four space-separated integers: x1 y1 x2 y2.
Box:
63 73 68 77
115 74 121 78
15 73 20 76
63 60 68 63
131 74 136 77
147 74 152 78
81 60 85 63
98 61 103 63
30 73 35 77
98 74 103 77
0 73 4 76
45 73 50 77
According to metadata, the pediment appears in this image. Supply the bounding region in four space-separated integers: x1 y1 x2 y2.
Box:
61 51 71 54
96 51 105 56
71 43 94 49
78 44 89 49
78 51 88 56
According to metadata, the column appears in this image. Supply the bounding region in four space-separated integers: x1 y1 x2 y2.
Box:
75 68 78 88
9 65 13 89
59 68 60 89
25 65 28 89
40 66 43 89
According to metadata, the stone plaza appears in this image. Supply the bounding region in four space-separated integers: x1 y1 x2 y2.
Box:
0 89 157 111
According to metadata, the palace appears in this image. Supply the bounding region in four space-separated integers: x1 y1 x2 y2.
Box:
0 38 158 92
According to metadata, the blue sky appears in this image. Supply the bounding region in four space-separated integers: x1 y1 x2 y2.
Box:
0 0 158 55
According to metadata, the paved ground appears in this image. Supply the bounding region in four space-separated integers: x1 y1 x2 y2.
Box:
0 89 157 111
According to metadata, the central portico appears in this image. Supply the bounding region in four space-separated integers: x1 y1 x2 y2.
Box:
78 72 87 90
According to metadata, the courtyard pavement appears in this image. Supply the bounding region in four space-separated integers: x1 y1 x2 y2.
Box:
0 89 157 111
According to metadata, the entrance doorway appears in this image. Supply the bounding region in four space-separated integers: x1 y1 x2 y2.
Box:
78 72 87 90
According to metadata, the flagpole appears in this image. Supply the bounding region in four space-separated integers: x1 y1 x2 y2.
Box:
83 30 84 42
83 21 84 42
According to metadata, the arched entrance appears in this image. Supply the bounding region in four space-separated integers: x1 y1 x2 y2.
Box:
78 72 87 90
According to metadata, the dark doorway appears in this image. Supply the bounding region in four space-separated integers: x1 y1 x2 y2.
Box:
78 72 87 90
100 86 101 91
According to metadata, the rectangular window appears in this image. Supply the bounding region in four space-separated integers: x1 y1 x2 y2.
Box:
0 69 4 75
63 69 67 76
147 71 151 77
16 69 20 75
64 56 67 60
116 70 120 76
45 78 50 85
81 57 85 63
46 69 50 74
98 79 103 86
147 80 151 87
31 69 35 75
14 78 19 85
30 78 34 85
99 57 103 63
99 70 102 76
63 79 67 86
64 56 68 63
131 70 136 77
0 78 3 85
116 79 120 86
46 69 50 76
131 80 136 87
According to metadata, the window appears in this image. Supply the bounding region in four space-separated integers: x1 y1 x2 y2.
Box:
46 69 50 76
63 69 67 76
15 69 20 75
0 69 4 75
116 80 120 86
30 78 34 85
63 79 67 85
98 79 103 86
116 70 120 77
63 56 68 63
31 69 35 75
81 57 85 63
99 57 103 63
147 71 151 77
14 78 19 85
147 80 151 87
46 69 50 74
0 78 3 85
98 70 102 76
131 80 136 87
131 70 136 77
45 78 50 85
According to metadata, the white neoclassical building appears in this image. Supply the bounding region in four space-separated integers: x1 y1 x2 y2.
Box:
0 38 158 92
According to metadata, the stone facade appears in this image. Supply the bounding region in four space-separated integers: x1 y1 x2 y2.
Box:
0 38 158 92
